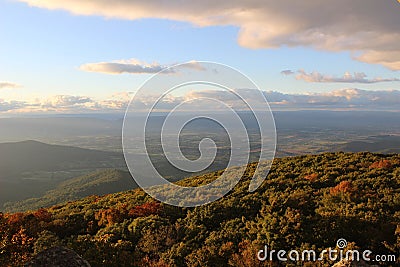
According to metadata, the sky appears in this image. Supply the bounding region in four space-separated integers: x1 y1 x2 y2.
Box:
0 0 399 114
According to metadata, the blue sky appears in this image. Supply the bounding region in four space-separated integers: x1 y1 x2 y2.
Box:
0 0 399 113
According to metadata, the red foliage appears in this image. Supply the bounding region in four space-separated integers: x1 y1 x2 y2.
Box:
330 181 354 195
369 159 392 169
95 202 161 226
33 208 52 222
6 212 27 225
128 202 161 218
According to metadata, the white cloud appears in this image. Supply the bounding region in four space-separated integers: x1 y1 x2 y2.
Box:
18 0 400 70
80 59 174 74
0 82 21 89
41 95 93 108
283 70 400 84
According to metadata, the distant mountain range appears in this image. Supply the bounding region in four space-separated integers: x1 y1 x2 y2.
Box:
335 135 400 154
0 140 125 177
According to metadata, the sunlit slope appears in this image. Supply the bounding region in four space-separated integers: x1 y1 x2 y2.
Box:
1 152 399 266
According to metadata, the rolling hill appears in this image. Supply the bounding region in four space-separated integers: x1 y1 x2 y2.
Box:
4 169 137 212
0 140 126 206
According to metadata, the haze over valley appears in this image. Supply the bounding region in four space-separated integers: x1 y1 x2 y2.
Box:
1 110 399 212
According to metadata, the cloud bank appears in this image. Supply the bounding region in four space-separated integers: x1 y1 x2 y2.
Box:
283 70 400 84
264 88 400 109
18 0 400 70
186 88 400 110
2 88 400 114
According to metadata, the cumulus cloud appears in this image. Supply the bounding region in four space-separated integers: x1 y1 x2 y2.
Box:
17 0 400 70
41 95 93 108
80 59 174 74
0 99 26 112
283 70 400 84
0 82 21 89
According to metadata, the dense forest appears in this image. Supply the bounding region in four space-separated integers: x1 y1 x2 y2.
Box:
0 152 399 266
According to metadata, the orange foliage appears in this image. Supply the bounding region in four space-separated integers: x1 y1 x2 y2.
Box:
304 173 318 182
10 227 34 264
369 159 392 169
11 227 33 246
95 208 127 227
330 181 354 195
139 255 169 267
229 240 265 267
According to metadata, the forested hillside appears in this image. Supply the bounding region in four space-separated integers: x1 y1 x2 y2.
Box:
1 152 399 266
4 169 137 213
